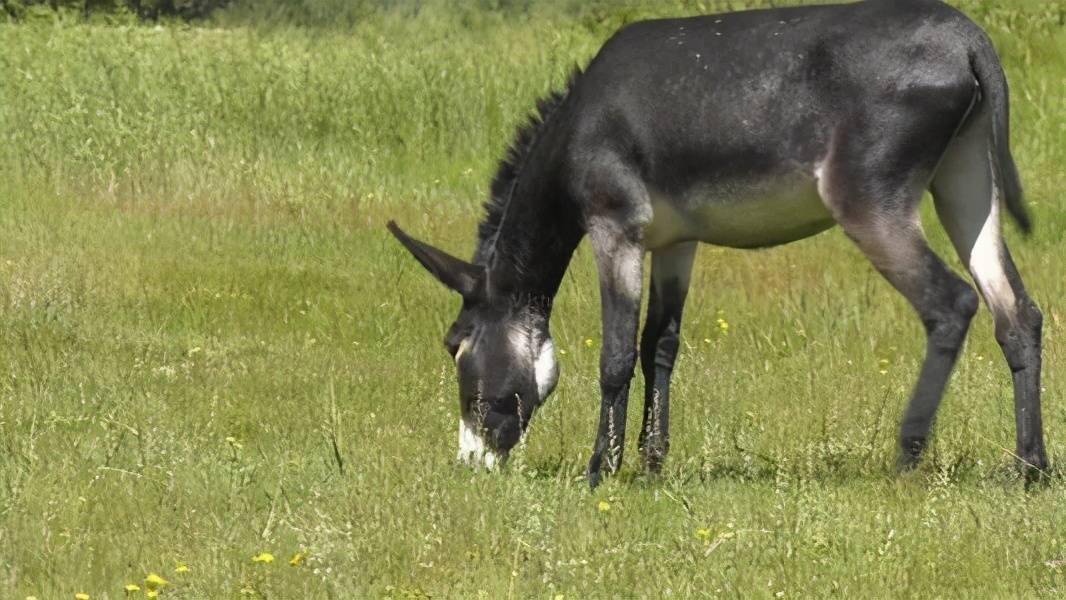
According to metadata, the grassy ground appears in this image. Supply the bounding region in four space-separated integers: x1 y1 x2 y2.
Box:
1 0 1064 597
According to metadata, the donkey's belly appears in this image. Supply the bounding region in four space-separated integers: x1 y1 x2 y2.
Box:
644 172 835 250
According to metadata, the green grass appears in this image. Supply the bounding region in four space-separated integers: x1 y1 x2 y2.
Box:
1 1 1064 597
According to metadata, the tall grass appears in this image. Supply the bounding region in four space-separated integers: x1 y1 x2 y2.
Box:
0 1 1064 597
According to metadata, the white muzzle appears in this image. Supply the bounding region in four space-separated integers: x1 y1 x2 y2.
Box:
458 418 501 469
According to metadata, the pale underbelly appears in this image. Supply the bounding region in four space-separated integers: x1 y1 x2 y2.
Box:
643 173 836 250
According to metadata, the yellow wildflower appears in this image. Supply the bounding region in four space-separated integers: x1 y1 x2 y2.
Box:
146 592 159 599
75 595 90 600
123 583 140 592
144 573 168 591
225 436 244 450
175 564 190 574
695 528 712 541
289 552 307 567
252 552 275 564
584 338 594 348
717 318 729 331
597 500 610 513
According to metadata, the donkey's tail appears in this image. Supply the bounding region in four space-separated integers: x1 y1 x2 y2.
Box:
970 37 1030 234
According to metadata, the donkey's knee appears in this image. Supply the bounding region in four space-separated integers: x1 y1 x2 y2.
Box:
601 348 638 394
994 296 1042 372
924 281 979 353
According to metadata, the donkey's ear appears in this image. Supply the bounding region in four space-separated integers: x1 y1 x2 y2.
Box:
387 221 484 300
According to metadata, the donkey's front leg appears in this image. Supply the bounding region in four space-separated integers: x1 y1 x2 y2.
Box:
586 219 644 488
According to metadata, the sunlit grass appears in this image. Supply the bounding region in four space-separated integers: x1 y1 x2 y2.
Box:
0 0 1064 597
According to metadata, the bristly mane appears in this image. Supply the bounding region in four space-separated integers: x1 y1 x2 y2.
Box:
474 68 581 265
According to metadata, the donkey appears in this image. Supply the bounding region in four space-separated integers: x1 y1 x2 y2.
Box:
388 0 1047 487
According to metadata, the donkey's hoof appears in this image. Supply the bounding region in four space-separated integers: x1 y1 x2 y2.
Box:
1019 452 1050 486
642 452 666 475
587 455 603 489
896 437 927 473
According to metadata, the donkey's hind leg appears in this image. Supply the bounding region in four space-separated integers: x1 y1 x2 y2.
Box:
639 241 697 473
823 175 978 471
932 127 1047 474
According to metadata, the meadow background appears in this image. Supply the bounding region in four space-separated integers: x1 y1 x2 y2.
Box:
1 0 1064 597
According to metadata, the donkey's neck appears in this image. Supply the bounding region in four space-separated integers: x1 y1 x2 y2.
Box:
475 178 582 314
475 76 583 314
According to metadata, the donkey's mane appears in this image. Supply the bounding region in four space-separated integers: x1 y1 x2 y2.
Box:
475 68 581 264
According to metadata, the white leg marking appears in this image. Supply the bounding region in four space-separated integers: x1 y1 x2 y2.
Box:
534 338 559 401
968 193 1016 317
587 219 644 303
615 255 644 302
932 127 1017 320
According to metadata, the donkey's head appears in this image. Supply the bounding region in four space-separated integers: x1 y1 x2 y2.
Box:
388 221 559 469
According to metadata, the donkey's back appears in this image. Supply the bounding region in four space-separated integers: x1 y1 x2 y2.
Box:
563 0 1025 248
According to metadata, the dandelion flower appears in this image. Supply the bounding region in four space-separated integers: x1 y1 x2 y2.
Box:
144 573 168 591
175 564 190 574
584 338 594 348
252 552 275 564
123 583 140 593
717 318 729 331
703 338 712 344
597 500 610 513
75 595 90 600
146 592 159 599
289 552 307 567
695 528 711 541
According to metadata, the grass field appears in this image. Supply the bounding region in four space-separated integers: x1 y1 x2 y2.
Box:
1 0 1064 597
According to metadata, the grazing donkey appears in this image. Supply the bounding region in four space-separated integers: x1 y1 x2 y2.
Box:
389 0 1047 487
